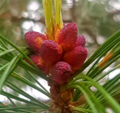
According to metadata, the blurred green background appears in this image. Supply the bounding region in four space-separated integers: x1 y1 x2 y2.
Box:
0 0 120 108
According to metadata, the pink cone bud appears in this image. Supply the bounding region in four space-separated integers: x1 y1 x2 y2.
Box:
56 23 77 51
73 35 86 48
51 62 72 84
40 40 63 66
63 46 87 73
25 31 47 54
26 55 49 75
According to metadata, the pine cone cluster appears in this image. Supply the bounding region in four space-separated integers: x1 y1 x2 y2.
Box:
25 23 87 85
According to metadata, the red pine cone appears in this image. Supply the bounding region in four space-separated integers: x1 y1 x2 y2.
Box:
51 62 72 84
26 55 49 75
56 23 77 51
25 31 47 54
63 46 87 73
73 35 86 48
39 40 63 66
